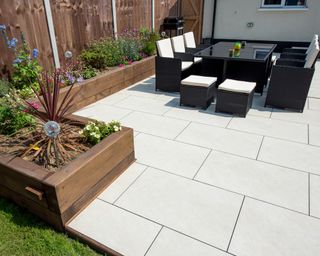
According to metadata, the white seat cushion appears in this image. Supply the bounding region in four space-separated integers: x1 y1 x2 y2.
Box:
171 35 186 53
304 40 319 68
218 79 256 94
156 38 174 58
306 34 319 55
183 32 197 48
194 57 202 63
181 61 193 71
181 75 217 87
271 55 277 62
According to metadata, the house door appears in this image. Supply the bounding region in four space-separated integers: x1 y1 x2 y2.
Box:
181 0 204 44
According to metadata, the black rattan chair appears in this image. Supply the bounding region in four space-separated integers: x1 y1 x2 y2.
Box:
155 38 193 92
171 35 202 74
265 40 319 112
280 34 318 60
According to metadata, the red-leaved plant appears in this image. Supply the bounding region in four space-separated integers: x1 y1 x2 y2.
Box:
24 69 76 123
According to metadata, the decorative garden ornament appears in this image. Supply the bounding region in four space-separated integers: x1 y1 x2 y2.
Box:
43 121 61 138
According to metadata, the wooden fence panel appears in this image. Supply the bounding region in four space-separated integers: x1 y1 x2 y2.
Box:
116 0 152 34
154 0 180 32
50 0 113 65
0 0 54 75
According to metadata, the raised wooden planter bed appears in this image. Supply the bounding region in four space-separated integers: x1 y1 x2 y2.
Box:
60 56 155 112
0 115 135 231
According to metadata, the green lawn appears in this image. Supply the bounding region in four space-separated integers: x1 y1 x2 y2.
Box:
0 198 103 256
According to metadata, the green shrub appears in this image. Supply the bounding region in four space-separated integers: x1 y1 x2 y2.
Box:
140 27 160 56
80 120 121 145
0 79 10 97
0 106 35 135
80 39 124 69
118 37 142 62
12 39 41 90
81 65 98 79
0 90 35 135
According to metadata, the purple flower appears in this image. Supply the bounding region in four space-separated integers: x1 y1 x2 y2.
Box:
66 73 75 84
0 24 6 31
76 76 84 83
32 48 39 58
8 38 18 49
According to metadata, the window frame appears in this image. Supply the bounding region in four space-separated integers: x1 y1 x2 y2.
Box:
261 0 307 8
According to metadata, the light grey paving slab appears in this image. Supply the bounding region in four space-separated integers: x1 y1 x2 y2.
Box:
248 94 272 118
229 198 320 256
310 174 320 218
134 133 209 178
116 168 243 250
98 163 147 204
73 104 132 122
258 137 320 175
228 115 308 143
176 122 263 159
114 96 176 115
119 78 158 99
146 228 230 256
164 104 232 128
68 199 161 256
308 98 320 111
309 88 320 99
309 124 320 146
195 151 309 213
93 93 130 106
271 108 320 126
121 111 190 139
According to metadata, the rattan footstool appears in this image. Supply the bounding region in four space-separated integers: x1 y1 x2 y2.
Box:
216 79 256 117
180 75 217 109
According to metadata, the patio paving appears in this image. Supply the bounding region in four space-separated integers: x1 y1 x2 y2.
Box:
69 61 320 256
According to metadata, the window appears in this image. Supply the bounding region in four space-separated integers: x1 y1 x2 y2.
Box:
262 0 307 8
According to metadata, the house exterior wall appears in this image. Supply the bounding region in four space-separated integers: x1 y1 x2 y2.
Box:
203 0 320 42
202 0 214 38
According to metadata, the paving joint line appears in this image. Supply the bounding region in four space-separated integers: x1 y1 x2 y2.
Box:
111 165 148 205
308 173 311 216
143 226 163 256
192 148 213 180
98 200 231 255
136 131 320 179
227 196 245 252
173 121 192 140
133 164 319 220
256 136 265 160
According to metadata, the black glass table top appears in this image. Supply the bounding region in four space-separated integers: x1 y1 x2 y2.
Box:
195 42 277 62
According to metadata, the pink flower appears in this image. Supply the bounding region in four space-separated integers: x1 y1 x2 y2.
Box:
28 101 40 110
128 60 133 65
118 64 125 68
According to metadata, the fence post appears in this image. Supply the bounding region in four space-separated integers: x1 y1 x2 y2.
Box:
43 0 60 68
111 0 118 39
151 0 155 31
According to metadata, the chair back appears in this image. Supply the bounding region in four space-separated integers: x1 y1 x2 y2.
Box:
171 35 186 53
306 34 319 55
156 38 174 58
183 32 197 48
305 39 319 68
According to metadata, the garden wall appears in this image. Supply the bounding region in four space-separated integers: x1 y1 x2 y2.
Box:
0 0 180 73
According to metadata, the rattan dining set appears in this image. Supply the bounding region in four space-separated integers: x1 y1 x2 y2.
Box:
155 32 319 117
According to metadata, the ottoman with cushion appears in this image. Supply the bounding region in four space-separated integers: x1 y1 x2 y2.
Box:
180 75 217 109
216 79 256 117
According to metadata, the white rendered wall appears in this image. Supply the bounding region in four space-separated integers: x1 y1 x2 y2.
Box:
202 0 215 39
212 0 320 42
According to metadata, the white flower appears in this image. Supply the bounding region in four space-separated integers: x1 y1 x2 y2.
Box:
114 126 119 132
119 126 122 131
79 130 83 135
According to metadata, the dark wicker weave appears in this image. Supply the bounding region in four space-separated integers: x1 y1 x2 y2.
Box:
265 60 315 112
216 89 254 117
282 48 308 54
180 81 216 109
155 53 193 92
280 52 306 60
